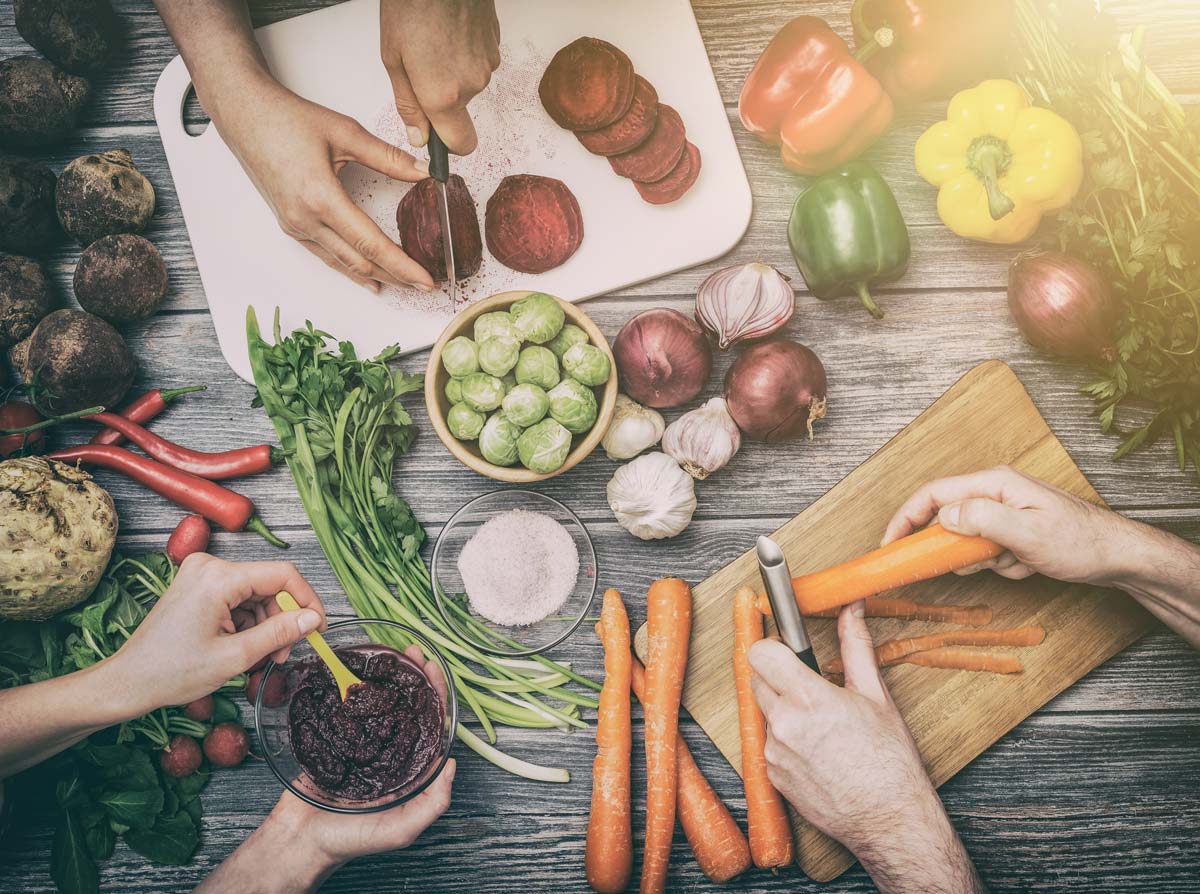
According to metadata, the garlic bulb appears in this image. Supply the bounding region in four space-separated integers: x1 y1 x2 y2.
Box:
695 262 795 350
662 397 741 480
602 393 666 460
607 452 696 540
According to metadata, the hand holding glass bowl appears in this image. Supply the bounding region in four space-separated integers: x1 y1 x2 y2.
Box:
425 291 618 482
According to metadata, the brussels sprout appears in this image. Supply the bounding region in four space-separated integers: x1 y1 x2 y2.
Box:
514 345 560 390
546 323 589 359
548 377 598 434
562 343 611 386
447 402 485 440
479 412 522 466
477 336 520 377
474 311 518 343
502 383 549 427
501 372 518 394
517 418 572 473
510 292 565 344
445 377 464 404
441 336 478 377
459 372 506 412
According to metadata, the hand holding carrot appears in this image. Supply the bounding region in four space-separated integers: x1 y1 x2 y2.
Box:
749 600 986 893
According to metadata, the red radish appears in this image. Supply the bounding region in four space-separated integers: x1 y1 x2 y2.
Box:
167 515 211 564
0 401 45 457
183 694 214 722
160 735 203 778
246 669 286 708
203 722 250 768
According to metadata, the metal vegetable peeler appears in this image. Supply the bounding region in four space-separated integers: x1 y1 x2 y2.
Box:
756 535 820 673
428 128 457 306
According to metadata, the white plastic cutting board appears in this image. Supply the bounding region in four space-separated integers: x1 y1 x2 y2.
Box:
154 0 752 382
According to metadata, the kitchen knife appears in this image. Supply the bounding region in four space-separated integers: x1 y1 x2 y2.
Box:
756 535 820 674
428 128 457 305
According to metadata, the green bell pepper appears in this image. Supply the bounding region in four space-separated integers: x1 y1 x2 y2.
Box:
787 161 910 319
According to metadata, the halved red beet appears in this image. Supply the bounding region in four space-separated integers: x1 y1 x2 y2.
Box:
395 174 483 282
485 174 583 274
539 37 635 132
577 76 658 156
608 104 686 183
635 142 702 205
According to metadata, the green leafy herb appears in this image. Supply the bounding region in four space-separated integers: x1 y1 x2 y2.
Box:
1016 0 1200 478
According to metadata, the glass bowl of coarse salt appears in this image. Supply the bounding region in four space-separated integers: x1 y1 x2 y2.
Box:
431 489 597 658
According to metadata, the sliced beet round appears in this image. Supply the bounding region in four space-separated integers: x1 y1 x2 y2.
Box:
577 76 658 156
635 141 702 205
485 174 584 274
608 104 686 183
395 174 483 282
539 37 635 132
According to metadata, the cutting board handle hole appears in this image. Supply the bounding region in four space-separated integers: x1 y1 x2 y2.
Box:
182 85 211 138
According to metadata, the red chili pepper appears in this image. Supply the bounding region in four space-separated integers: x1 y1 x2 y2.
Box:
47 444 288 547
89 385 207 447
82 411 283 480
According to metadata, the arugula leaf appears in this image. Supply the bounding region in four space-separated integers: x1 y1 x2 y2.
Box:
51 809 99 894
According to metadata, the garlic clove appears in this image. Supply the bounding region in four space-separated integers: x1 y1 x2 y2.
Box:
602 393 666 461
695 262 794 350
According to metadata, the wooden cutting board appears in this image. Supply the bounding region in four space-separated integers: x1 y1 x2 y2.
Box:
633 360 1153 882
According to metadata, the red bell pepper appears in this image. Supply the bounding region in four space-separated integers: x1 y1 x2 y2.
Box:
739 16 892 176
851 0 1015 105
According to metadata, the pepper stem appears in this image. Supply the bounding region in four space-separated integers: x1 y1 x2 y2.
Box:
0 404 105 435
850 0 893 63
268 446 293 464
245 515 290 548
855 283 885 319
160 384 208 403
967 135 1016 220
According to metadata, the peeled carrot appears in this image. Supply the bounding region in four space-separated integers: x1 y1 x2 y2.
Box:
823 626 1046 675
587 590 633 894
807 596 994 626
630 658 751 884
641 578 693 894
755 524 1003 617
732 586 794 870
904 647 1024 674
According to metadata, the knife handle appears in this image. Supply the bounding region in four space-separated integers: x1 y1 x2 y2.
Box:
428 128 450 183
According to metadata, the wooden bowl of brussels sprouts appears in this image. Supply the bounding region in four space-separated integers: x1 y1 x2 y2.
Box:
425 291 618 483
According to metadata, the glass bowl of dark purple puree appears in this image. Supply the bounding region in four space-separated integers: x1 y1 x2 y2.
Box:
431 489 598 658
254 619 457 813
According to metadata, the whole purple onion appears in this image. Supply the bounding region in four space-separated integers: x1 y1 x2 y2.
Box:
612 308 712 409
1008 250 1118 362
724 340 827 442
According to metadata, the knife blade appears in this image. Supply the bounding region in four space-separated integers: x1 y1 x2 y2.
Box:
756 535 820 674
428 128 457 305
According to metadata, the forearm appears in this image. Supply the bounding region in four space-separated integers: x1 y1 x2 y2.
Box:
0 658 141 779
153 0 275 126
854 789 987 894
195 804 339 894
1111 518 1200 648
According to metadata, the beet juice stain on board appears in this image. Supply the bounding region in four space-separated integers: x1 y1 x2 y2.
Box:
539 36 702 204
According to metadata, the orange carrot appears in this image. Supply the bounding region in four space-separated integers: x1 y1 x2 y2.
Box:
807 596 994 626
732 586 794 870
754 524 1003 617
904 647 1024 674
631 658 752 884
823 626 1046 675
641 578 693 894
587 590 633 894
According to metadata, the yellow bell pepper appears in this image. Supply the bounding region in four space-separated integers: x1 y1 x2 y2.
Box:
915 79 1083 244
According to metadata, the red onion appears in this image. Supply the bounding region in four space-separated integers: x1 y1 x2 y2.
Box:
724 340 827 442
695 262 794 350
1008 250 1117 362
612 308 712 409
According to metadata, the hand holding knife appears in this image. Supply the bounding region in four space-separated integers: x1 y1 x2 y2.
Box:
427 128 458 306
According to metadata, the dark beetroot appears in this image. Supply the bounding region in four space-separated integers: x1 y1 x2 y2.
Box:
183 694 214 722
485 174 583 274
160 735 203 778
577 76 658 156
608 104 687 183
396 174 483 283
203 721 250 768
287 646 444 801
635 142 702 205
539 37 635 131
246 668 286 708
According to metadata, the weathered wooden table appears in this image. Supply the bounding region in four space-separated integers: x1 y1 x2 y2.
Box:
3 2 1198 891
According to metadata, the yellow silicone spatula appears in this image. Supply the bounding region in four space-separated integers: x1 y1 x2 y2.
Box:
275 590 361 701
